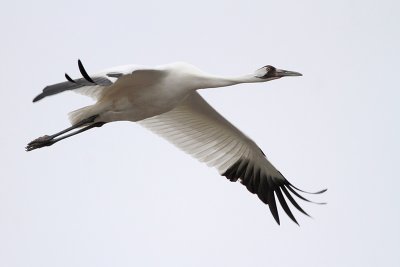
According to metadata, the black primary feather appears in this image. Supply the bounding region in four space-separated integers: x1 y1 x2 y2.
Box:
222 157 326 225
65 73 76 83
78 59 95 83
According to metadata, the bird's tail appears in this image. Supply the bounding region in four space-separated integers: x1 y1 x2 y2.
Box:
68 105 97 125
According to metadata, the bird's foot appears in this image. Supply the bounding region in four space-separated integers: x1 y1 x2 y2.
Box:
25 135 55 151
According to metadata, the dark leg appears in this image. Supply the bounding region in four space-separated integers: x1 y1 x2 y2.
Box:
26 115 105 151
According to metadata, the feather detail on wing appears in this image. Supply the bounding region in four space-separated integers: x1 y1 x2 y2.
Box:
138 92 326 225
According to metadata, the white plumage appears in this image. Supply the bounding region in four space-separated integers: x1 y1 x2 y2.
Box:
27 60 325 225
139 92 269 174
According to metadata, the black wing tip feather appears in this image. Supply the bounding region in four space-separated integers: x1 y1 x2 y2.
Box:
222 157 326 225
65 73 76 83
267 189 280 225
77 59 95 83
288 182 327 195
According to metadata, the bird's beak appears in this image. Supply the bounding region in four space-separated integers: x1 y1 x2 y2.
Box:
275 69 303 77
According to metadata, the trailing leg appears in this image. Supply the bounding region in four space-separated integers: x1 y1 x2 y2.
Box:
26 115 105 151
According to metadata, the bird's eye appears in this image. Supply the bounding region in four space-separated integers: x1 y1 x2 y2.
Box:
264 65 276 73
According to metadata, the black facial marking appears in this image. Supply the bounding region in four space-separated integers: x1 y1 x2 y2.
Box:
262 65 276 79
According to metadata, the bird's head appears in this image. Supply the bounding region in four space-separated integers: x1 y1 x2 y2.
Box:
254 65 302 81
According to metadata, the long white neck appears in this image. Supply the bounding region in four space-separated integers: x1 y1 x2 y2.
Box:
191 73 264 89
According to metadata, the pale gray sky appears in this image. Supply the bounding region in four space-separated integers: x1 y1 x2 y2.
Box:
1 0 399 266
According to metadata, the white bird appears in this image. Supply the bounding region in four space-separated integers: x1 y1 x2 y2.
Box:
27 60 326 225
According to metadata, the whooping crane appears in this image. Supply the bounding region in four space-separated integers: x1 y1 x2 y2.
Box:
26 60 326 225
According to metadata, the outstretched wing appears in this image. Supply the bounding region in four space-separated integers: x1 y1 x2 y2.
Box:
32 60 165 102
139 92 326 225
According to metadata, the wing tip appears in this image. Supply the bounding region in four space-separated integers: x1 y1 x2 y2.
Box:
222 157 326 225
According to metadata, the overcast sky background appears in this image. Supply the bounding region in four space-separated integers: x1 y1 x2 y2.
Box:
1 0 399 266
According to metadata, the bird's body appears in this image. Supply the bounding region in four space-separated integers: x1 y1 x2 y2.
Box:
27 60 325 225
68 62 268 124
69 63 187 123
